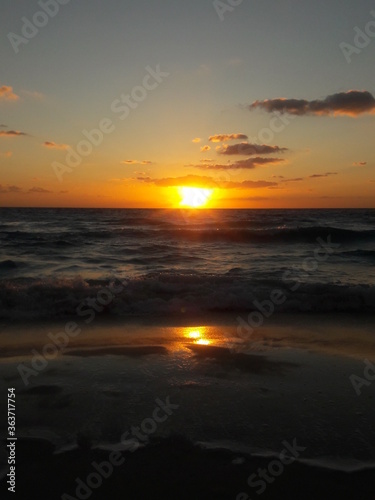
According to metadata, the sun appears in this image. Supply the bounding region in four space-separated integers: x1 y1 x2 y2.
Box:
178 187 213 208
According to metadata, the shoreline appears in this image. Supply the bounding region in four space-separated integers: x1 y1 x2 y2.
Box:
1 312 375 360
1 314 374 498
2 435 375 499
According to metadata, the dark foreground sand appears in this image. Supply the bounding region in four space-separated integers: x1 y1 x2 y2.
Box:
2 435 375 500
1 315 375 499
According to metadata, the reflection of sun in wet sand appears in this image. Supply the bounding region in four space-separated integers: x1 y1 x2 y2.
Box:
195 339 210 345
185 328 211 345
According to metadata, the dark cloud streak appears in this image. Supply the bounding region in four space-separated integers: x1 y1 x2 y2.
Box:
249 90 375 117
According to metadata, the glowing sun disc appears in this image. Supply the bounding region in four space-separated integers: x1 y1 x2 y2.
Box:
178 187 213 208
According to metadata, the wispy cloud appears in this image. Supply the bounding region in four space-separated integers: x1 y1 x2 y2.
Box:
353 161 367 166
227 58 243 67
22 90 45 100
281 177 304 183
309 172 338 178
280 172 338 183
43 141 69 150
192 137 201 143
137 174 277 189
200 145 211 152
28 187 52 194
209 133 248 143
0 151 12 158
250 90 375 117
190 157 284 170
0 184 22 193
0 130 27 137
121 160 153 165
219 143 288 155
0 85 19 102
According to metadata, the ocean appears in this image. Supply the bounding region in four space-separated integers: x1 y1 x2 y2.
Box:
1 208 375 499
0 207 374 320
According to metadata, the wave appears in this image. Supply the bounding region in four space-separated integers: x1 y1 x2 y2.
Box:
197 440 375 472
156 226 375 244
338 249 375 259
0 259 17 269
1 274 374 319
2 226 375 246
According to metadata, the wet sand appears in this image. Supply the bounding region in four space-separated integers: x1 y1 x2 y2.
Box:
1 315 375 498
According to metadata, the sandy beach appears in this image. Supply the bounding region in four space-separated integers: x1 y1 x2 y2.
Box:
1 315 375 498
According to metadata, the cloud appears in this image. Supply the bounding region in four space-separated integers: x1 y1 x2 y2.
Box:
209 133 248 143
249 90 375 117
110 177 134 183
353 161 367 166
227 58 243 67
219 142 288 155
28 187 52 194
192 138 201 143
0 184 22 193
137 174 277 189
0 85 19 102
309 172 337 178
279 172 338 184
121 160 153 165
43 141 68 150
281 178 304 183
22 90 45 100
228 196 271 202
198 64 211 76
200 145 211 152
0 130 27 137
191 157 284 170
0 151 12 158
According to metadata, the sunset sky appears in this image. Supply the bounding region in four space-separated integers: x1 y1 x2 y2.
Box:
1 0 375 208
